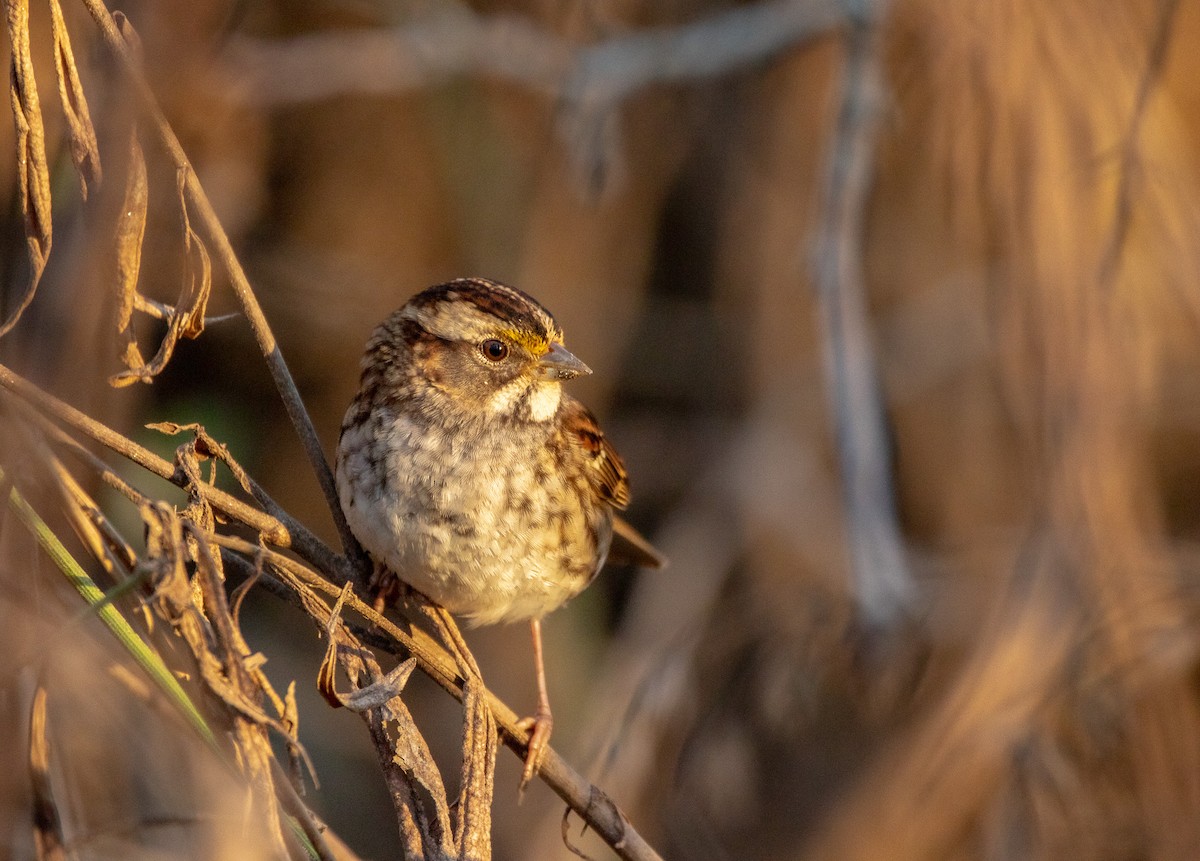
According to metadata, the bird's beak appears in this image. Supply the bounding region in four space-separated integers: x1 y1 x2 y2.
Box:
538 342 592 381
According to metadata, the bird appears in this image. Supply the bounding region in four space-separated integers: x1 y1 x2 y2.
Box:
335 276 664 787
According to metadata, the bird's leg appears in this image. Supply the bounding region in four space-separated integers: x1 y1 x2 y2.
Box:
515 617 553 791
367 561 403 614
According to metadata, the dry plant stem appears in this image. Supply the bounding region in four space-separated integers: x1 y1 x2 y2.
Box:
0 364 353 587
421 605 495 859
1097 0 1181 289
0 362 290 545
812 5 916 624
210 533 664 861
270 759 349 861
77 0 364 577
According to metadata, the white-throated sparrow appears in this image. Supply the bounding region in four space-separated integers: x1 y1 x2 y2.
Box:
335 277 663 787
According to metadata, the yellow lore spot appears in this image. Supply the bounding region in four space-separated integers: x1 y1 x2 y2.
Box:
499 328 550 356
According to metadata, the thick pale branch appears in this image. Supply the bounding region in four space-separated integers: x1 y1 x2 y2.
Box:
227 0 847 106
811 6 916 623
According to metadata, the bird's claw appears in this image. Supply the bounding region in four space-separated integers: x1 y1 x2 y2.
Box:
515 708 553 793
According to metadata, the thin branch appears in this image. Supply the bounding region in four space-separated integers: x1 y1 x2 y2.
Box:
811 2 917 623
0 361 292 546
77 0 366 581
210 532 664 861
270 759 346 861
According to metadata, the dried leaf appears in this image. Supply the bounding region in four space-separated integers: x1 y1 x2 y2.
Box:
2 0 52 338
48 0 100 198
318 586 422 711
456 675 497 861
109 169 213 385
29 686 66 861
109 130 149 387
147 420 255 495
176 167 213 339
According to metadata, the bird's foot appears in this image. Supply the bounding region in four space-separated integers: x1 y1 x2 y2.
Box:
515 706 553 793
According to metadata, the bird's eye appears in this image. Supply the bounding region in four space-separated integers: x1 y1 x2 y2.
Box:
480 339 508 361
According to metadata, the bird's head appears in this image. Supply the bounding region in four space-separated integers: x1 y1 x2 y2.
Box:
397 277 591 423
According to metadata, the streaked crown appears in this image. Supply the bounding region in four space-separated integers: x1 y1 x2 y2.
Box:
402 277 564 354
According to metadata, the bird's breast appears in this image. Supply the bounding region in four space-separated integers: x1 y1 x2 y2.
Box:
336 407 610 625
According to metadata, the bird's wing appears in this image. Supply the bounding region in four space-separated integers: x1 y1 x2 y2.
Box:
560 398 630 509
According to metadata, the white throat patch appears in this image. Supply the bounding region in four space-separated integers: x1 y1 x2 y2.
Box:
527 382 562 421
488 380 562 421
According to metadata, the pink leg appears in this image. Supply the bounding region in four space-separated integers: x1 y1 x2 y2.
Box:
515 618 553 790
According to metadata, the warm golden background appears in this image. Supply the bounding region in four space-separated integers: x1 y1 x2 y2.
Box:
5 0 1200 859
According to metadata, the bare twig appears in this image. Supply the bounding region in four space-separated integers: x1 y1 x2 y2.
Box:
1097 0 1182 289
210 532 664 861
270 759 349 861
811 2 916 623
0 362 291 546
0 363 354 589
78 0 366 578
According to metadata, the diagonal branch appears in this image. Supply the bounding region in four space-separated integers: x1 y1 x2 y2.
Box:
77 0 367 582
211 532 664 861
0 362 291 546
3 360 662 860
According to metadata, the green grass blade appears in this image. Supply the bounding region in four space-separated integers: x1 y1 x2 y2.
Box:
4 474 216 746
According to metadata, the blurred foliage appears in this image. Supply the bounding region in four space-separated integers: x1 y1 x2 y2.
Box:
5 0 1200 860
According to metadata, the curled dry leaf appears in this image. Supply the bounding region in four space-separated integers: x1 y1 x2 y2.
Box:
1 0 53 338
319 645 418 713
177 181 213 340
110 167 214 386
49 0 101 198
146 420 255 495
318 585 420 712
110 130 149 387
318 585 455 853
